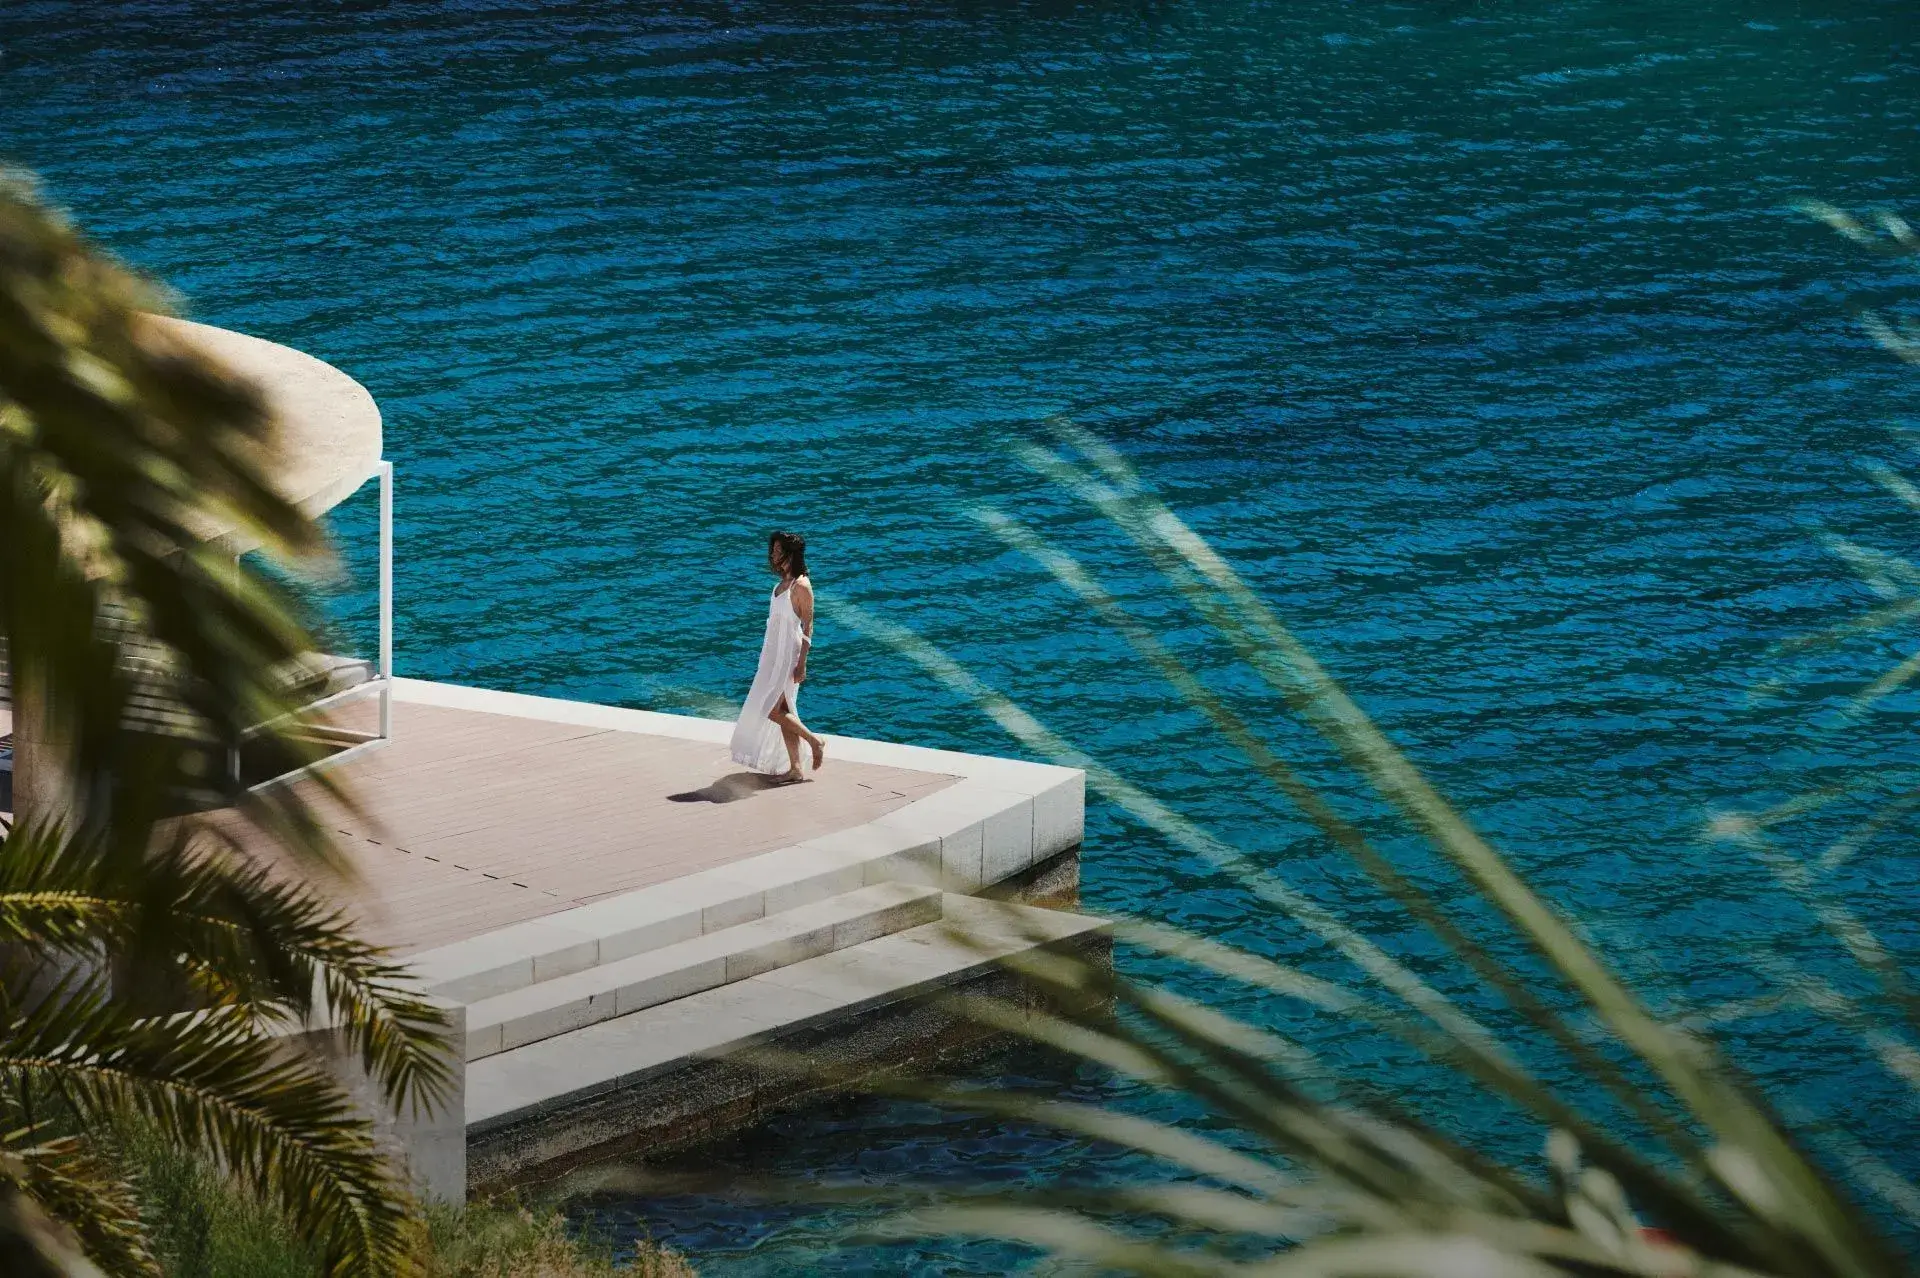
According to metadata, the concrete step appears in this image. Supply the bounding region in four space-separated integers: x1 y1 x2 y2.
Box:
461 882 943 1061
466 895 1110 1143
405 782 1061 1005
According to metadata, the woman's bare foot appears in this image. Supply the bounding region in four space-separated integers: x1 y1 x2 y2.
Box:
780 768 808 784
809 736 826 770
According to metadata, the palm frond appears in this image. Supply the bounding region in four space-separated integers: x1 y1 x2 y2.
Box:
1816 786 1920 873
1793 201 1919 257
0 169 350 868
1106 921 1752 1241
823 595 1500 1054
815 423 1920 1275
966 943 1558 1222
0 1172 107 1278
0 176 455 1273
973 504 1708 1162
0 974 421 1277
1 1131 156 1277
831 594 1826 1264
0 818 453 1117
1706 816 1920 1039
1017 427 1901 1278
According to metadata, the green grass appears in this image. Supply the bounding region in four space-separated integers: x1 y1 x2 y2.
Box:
116 1125 692 1278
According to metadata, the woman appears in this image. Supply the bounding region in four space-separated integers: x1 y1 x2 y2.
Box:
730 530 826 783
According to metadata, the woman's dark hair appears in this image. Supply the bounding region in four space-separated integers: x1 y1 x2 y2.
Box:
769 530 808 578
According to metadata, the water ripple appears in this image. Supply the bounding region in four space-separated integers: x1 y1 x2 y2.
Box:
6 0 1920 1269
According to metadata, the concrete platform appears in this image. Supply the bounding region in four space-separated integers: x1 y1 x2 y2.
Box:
250 679 1092 1200
0 315 1103 1197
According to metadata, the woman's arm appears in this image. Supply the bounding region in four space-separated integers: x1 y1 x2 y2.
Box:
791 577 815 682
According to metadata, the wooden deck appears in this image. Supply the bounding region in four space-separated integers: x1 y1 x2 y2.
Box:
259 699 956 954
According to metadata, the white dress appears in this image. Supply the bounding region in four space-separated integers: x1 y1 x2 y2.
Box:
729 577 811 774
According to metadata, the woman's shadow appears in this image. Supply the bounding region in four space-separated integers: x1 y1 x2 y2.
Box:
667 771 791 804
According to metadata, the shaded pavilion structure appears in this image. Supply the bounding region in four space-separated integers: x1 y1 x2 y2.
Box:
0 314 393 808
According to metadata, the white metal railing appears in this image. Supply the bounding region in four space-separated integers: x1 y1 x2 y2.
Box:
247 459 395 792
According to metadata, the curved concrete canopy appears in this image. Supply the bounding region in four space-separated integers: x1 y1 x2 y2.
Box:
145 315 383 550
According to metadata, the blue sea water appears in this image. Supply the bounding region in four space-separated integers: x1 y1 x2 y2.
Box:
7 0 1920 1270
